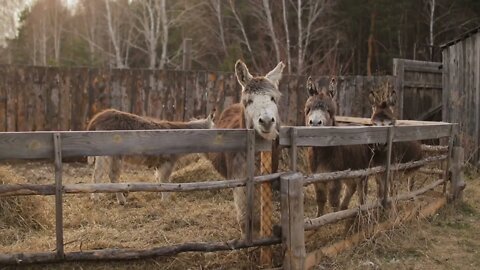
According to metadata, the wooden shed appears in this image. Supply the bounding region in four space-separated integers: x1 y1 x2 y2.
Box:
442 27 480 165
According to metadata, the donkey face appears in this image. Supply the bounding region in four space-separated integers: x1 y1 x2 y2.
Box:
235 60 285 140
369 91 397 126
304 77 337 127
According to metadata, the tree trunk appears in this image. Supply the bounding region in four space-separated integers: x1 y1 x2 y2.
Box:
159 0 168 69
282 0 291 73
366 8 376 76
263 0 281 64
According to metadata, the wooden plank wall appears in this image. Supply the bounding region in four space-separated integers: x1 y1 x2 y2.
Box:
442 31 480 164
0 66 393 131
393 59 443 121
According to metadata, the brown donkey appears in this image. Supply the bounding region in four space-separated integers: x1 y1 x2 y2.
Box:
87 108 215 204
305 77 372 216
209 59 284 237
369 90 423 198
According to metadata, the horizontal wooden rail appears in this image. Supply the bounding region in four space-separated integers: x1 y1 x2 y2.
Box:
335 116 451 126
303 155 446 186
0 236 281 265
279 124 454 147
0 173 283 197
0 129 271 160
304 178 445 231
421 144 448 152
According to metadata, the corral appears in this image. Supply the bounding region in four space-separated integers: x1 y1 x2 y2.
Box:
0 116 464 269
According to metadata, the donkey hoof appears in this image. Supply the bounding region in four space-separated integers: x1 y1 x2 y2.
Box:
90 193 100 201
116 193 127 205
161 192 172 201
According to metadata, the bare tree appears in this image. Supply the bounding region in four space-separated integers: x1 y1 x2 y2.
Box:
229 0 257 68
282 0 291 73
263 0 281 63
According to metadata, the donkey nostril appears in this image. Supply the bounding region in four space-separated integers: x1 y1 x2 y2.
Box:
271 117 275 123
318 120 323 125
309 120 313 125
259 118 264 124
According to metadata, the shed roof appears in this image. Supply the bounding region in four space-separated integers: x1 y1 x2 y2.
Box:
440 26 480 49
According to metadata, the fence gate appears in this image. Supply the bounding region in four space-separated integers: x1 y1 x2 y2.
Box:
393 58 442 121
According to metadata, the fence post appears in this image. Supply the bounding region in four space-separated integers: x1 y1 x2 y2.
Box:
289 128 298 171
182 38 192 70
53 133 64 259
281 172 305 270
443 125 455 194
245 129 255 243
382 126 394 208
450 146 466 202
392 59 404 119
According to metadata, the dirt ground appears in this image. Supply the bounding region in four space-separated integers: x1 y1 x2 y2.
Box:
0 156 478 270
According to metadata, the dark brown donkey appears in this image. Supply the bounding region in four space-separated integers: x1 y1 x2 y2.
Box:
305 77 372 216
209 59 285 237
87 108 215 204
369 90 423 198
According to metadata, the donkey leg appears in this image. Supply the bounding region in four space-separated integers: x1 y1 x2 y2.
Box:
340 179 357 210
328 181 342 212
375 175 385 202
109 156 126 205
91 156 108 201
155 160 175 201
314 182 328 217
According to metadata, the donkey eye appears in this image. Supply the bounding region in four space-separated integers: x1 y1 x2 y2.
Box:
247 99 253 105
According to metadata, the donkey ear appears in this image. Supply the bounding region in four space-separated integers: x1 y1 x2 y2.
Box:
388 91 397 106
208 108 216 122
328 77 337 98
265 61 285 86
235 60 253 88
306 76 318 96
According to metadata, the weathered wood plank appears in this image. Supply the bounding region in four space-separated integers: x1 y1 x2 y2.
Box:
280 126 389 147
53 133 64 258
0 237 281 265
0 67 6 131
0 173 283 197
280 173 305 270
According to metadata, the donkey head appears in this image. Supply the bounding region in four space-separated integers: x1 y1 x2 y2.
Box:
369 90 397 126
188 109 216 129
235 60 285 140
304 76 338 127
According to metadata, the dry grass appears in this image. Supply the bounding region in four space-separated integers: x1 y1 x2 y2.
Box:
0 166 51 247
314 171 480 270
0 152 469 270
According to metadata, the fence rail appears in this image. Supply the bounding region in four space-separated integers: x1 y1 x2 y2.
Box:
0 118 462 269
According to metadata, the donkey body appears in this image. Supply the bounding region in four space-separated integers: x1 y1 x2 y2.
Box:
305 77 372 216
209 60 284 237
369 91 423 198
87 108 215 204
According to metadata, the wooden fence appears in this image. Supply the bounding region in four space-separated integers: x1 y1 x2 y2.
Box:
0 66 394 131
0 118 464 269
393 58 442 121
441 28 480 164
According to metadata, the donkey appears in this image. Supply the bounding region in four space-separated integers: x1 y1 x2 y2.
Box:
209 59 284 237
87 108 215 204
305 77 372 217
369 90 423 198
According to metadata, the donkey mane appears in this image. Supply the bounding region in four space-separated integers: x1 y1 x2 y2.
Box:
87 109 213 131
